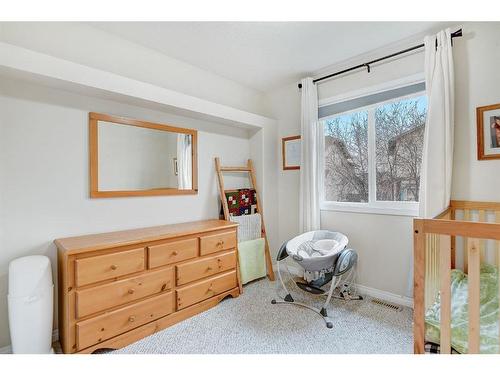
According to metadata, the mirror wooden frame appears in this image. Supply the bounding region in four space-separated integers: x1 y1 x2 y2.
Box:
89 112 198 198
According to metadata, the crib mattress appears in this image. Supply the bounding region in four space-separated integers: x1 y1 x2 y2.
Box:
425 264 499 354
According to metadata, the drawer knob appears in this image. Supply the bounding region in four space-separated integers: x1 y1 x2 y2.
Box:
172 251 178 256
207 285 214 293
161 283 168 291
128 288 135 294
207 266 213 271
110 264 118 270
216 240 224 247
129 315 136 322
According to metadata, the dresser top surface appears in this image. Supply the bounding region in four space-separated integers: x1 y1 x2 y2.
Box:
54 219 238 254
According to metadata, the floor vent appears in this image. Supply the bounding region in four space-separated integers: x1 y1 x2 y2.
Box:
371 298 403 312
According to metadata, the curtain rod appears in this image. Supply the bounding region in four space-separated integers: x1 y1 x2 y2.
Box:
298 28 462 89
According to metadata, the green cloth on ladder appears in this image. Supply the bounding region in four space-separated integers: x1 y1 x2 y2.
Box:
238 237 266 284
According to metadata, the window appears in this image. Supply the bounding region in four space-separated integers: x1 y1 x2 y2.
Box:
321 82 427 216
324 110 368 203
375 97 426 202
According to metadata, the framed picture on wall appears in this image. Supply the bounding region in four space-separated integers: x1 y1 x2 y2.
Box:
282 135 301 170
477 103 500 160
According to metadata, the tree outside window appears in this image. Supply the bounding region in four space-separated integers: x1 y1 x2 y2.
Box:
323 95 427 205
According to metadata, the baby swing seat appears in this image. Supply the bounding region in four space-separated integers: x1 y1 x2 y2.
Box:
271 230 361 328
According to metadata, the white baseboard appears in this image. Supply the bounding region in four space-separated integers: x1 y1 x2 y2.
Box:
0 329 59 354
356 284 413 308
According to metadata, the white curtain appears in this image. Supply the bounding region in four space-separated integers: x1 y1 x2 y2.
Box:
299 77 321 232
419 29 455 218
177 134 192 190
407 29 455 297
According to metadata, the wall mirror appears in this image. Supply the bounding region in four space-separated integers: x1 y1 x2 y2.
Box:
89 113 197 198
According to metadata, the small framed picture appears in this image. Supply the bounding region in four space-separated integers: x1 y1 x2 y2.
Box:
282 135 301 170
477 103 500 160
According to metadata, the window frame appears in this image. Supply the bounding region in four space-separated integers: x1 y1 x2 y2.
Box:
319 74 426 217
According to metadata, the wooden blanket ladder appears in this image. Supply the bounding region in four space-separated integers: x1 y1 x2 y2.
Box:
215 157 275 282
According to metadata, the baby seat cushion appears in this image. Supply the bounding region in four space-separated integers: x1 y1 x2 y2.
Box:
286 230 348 272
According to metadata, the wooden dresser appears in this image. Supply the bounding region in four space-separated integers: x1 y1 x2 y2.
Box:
55 220 240 354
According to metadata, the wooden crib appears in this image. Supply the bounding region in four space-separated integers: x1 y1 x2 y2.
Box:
413 200 500 354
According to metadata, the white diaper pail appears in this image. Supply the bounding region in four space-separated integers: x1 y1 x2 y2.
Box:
8 255 54 354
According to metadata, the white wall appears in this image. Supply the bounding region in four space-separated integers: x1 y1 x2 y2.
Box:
452 22 500 200
0 22 267 116
0 80 255 348
248 118 280 253
266 22 500 300
264 82 301 256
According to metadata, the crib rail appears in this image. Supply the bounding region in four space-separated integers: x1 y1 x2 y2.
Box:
414 200 500 354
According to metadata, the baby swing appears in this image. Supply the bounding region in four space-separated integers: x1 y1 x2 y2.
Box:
271 230 362 328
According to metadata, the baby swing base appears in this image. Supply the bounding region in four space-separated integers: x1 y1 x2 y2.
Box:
271 297 334 329
271 234 361 329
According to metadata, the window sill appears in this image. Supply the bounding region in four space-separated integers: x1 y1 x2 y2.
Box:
320 201 419 217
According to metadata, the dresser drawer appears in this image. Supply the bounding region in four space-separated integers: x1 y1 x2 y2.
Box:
75 248 145 287
76 267 174 318
199 231 237 256
76 292 174 350
176 270 237 310
176 251 237 286
148 238 199 268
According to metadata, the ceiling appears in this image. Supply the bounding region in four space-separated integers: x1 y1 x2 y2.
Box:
90 22 451 93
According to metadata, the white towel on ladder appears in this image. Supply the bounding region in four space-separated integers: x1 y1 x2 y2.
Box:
230 213 262 242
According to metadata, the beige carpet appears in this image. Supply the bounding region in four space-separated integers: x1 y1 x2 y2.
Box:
106 278 413 354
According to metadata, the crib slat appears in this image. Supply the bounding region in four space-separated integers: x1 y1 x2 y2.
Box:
435 234 439 299
496 212 500 353
414 220 426 354
463 210 470 273
463 209 470 221
425 233 440 311
468 238 481 354
479 210 486 263
439 235 452 354
451 209 456 269
432 235 436 303
496 212 500 267
425 235 429 309
434 235 438 305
